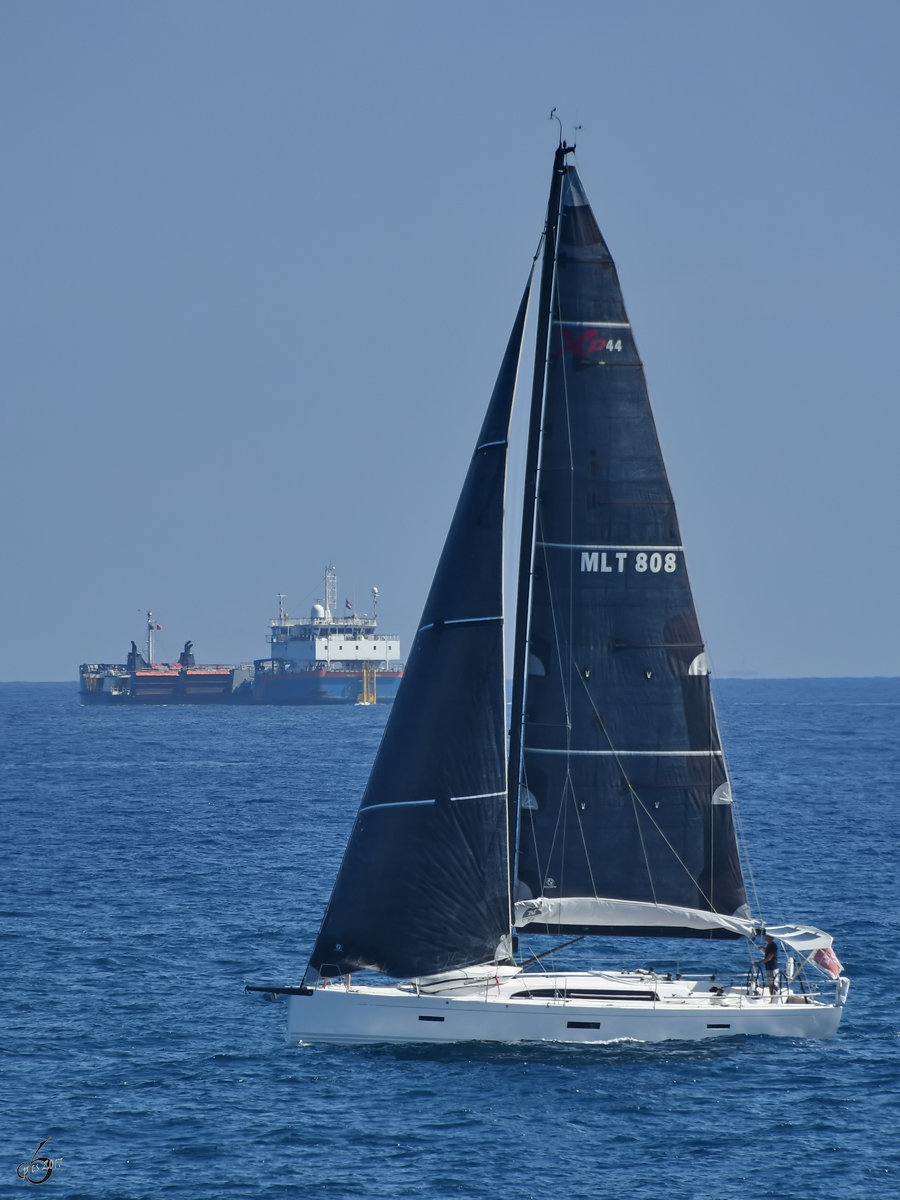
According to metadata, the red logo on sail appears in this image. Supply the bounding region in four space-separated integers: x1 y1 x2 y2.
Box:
559 328 609 358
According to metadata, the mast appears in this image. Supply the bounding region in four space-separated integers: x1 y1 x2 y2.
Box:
324 564 337 621
146 611 154 666
507 142 573 890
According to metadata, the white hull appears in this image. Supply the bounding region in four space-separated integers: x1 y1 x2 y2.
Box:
286 969 849 1046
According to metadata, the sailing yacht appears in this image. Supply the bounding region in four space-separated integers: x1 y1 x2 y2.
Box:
272 141 849 1044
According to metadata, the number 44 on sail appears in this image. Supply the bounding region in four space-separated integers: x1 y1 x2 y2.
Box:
252 139 849 1045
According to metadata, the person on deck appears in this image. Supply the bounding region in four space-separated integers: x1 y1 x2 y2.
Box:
758 934 778 995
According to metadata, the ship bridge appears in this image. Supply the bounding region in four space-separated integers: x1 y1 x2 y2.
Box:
267 567 401 671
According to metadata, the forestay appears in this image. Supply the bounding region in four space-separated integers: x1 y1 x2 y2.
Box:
303 282 532 983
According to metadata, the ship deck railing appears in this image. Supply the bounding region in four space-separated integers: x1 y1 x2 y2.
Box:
80 662 253 673
254 658 401 675
269 616 385 631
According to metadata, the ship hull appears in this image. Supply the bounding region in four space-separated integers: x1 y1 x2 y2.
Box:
79 666 253 705
251 670 402 706
79 665 401 705
285 970 849 1045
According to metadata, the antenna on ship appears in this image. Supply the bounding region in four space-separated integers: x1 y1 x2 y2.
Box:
324 564 337 622
277 593 287 623
372 586 378 623
146 611 154 666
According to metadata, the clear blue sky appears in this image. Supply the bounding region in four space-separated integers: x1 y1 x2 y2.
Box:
3 1 898 680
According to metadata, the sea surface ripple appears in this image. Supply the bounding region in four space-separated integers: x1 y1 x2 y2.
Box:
1 679 898 1198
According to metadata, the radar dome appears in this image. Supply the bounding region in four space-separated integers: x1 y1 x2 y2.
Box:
311 603 326 619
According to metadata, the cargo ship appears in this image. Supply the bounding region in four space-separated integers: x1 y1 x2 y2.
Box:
79 616 254 705
78 567 403 706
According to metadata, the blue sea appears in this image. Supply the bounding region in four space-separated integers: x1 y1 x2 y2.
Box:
2 679 898 1199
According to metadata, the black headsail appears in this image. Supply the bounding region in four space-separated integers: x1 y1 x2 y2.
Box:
304 281 531 983
513 149 749 940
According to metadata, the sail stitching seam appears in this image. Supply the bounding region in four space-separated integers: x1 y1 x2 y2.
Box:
451 791 506 802
525 748 723 757
553 320 631 328
417 616 503 633
538 542 684 551
364 798 436 811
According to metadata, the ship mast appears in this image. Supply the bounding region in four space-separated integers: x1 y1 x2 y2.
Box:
324 564 337 621
506 140 573 898
146 611 155 666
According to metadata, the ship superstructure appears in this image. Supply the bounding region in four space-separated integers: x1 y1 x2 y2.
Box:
253 565 402 705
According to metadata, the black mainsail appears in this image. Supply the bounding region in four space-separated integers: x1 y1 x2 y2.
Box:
512 149 748 938
304 282 531 982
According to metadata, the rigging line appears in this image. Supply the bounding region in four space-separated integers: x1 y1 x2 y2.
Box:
557 754 597 903
565 760 602 901
570 673 657 903
508 148 566 904
574 669 724 911
559 773 571 901
696 636 759 919
518 778 553 920
732 798 762 920
629 767 659 905
520 735 575 905
518 761 545 895
707 676 715 908
532 230 545 266
554 248 578 760
534 507 572 733
488 263 533 938
540 764 570 894
518 934 586 966
708 664 758 919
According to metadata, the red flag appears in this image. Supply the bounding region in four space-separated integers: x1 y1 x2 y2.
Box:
812 947 842 977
